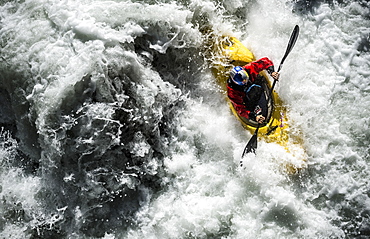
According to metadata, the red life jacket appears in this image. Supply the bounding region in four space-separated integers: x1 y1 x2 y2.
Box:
227 57 274 119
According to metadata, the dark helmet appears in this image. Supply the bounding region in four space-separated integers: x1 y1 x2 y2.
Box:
230 66 249 85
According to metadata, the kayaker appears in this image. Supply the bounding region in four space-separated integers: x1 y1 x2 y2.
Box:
227 57 280 124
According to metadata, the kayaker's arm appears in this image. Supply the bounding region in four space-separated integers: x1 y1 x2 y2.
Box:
243 57 279 81
251 57 274 71
233 103 253 119
230 100 261 122
227 82 261 121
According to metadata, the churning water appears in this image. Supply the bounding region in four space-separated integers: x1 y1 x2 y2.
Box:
0 0 369 238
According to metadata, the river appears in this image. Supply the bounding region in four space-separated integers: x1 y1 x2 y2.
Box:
0 0 369 238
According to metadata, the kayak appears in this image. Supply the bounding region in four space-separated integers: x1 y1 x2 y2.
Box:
210 36 307 174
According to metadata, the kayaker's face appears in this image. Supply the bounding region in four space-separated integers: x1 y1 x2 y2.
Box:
240 78 248 85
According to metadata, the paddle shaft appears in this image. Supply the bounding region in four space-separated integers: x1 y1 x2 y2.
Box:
270 25 300 97
242 25 300 157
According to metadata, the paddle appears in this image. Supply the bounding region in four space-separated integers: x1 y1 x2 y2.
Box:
242 25 300 157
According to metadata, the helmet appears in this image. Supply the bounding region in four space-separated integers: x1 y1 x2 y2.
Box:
230 66 249 85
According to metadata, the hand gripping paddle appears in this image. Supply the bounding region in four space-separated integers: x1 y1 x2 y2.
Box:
242 25 300 157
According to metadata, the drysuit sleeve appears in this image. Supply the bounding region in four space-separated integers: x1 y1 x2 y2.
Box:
227 84 255 120
253 57 274 71
233 103 253 119
243 57 275 78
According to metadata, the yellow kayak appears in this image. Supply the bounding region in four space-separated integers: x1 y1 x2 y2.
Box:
210 36 306 174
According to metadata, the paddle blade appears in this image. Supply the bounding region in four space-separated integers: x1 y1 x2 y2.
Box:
242 125 260 157
277 25 300 72
242 134 258 157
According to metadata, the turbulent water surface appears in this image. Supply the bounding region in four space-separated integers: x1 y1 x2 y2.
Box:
0 0 369 238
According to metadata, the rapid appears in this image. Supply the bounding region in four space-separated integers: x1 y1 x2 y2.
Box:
0 0 369 238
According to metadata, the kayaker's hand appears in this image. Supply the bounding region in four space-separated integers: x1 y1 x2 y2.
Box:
256 115 265 124
271 72 280 80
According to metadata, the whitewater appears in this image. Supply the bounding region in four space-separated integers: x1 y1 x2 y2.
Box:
0 0 369 238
